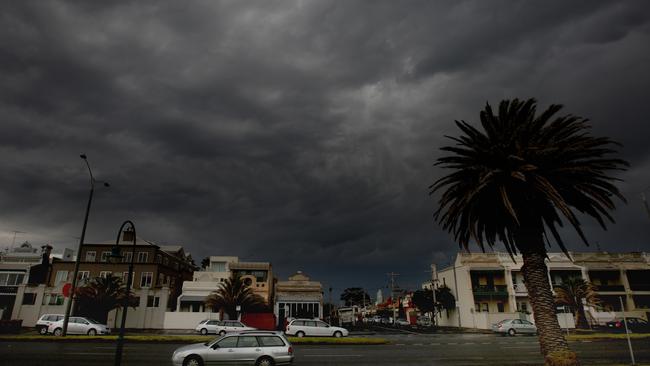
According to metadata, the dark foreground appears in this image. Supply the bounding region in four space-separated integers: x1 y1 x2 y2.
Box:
1 333 648 366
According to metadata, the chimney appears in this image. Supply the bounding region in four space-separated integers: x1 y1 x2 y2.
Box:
41 245 53 265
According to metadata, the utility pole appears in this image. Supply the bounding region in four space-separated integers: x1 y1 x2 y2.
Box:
428 264 438 325
328 287 333 323
642 190 650 220
387 272 400 323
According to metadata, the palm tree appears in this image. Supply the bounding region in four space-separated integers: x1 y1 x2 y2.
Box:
75 275 137 324
205 276 267 320
554 277 600 329
430 98 627 365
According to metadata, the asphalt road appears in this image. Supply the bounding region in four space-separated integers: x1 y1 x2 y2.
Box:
1 333 648 366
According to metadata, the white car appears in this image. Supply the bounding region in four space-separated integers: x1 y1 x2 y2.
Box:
285 319 349 338
48 316 110 336
491 319 537 336
35 314 64 335
196 320 256 336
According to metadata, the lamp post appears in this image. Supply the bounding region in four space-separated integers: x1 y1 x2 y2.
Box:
642 186 650 220
109 221 137 366
62 154 109 336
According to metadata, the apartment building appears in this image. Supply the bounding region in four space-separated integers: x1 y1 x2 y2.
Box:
432 251 650 329
274 271 323 326
11 238 195 328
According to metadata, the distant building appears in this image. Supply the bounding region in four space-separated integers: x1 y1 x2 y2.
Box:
274 271 323 326
432 251 650 330
376 289 383 305
0 242 47 320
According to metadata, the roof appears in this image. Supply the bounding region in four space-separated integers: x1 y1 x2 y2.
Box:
230 261 271 270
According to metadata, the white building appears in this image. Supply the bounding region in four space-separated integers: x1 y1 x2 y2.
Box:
431 251 650 330
177 256 238 312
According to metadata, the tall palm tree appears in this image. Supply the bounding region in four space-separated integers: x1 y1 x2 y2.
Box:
430 98 627 365
75 275 137 324
205 276 267 320
554 277 600 329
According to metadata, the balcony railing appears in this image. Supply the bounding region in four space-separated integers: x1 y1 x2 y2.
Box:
629 284 650 291
513 283 527 293
594 285 625 292
472 285 509 296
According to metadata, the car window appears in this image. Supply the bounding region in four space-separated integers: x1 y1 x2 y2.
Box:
234 322 244 327
87 318 99 324
512 319 522 324
217 337 238 348
316 321 329 327
304 321 316 327
43 315 52 321
237 336 259 348
292 320 304 326
258 336 285 347
207 320 219 325
522 320 533 325
638 318 648 324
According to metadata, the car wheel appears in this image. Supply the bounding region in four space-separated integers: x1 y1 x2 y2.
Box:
38 326 48 335
53 328 63 336
200 328 208 335
87 329 97 336
508 328 516 337
183 355 204 366
219 330 226 336
256 356 275 366
296 331 305 338
333 331 343 338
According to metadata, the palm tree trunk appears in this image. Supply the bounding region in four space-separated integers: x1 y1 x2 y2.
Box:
521 250 578 366
575 305 589 329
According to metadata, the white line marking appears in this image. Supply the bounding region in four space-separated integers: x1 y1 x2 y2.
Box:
303 355 363 357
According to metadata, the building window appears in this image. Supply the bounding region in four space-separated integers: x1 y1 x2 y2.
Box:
100 251 111 262
22 293 36 305
55 271 69 284
0 273 25 286
43 294 64 306
123 252 133 263
137 252 148 263
140 272 153 288
481 303 489 312
122 272 135 287
77 271 90 284
85 251 96 262
156 254 162 263
99 271 111 279
497 302 505 313
163 257 169 266
147 296 160 307
211 262 226 272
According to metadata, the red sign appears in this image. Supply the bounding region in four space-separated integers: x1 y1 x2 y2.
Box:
62 283 72 297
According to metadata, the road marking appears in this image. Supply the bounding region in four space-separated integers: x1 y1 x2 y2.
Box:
303 355 362 357
430 343 440 345
413 343 423 346
447 342 457 345
481 342 491 344
65 352 115 355
395 343 406 346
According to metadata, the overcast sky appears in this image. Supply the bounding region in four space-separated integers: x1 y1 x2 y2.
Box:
1 1 650 299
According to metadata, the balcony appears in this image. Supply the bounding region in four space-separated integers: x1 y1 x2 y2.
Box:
629 284 650 291
473 285 509 297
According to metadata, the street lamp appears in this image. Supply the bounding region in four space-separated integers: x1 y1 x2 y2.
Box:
62 154 109 336
109 221 137 366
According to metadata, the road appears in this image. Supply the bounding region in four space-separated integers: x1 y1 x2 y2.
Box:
1 333 648 365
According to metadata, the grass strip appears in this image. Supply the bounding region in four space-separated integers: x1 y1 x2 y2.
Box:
0 334 388 345
567 333 650 341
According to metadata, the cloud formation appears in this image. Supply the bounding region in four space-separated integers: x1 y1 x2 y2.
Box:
1 1 649 294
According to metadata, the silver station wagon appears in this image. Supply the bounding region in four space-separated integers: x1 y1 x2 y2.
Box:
172 331 294 366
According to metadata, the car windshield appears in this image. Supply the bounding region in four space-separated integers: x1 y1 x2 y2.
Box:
86 318 100 324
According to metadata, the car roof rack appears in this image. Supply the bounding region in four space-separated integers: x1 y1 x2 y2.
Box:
237 330 281 335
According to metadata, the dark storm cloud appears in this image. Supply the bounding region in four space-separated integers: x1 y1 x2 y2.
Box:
1 0 650 295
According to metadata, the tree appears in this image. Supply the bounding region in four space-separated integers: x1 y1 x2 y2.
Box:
340 288 370 307
411 286 456 320
430 99 627 365
554 277 600 329
412 289 435 314
200 257 210 270
205 276 267 319
75 275 137 324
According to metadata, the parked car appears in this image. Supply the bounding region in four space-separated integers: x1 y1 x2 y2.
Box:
48 316 110 336
605 317 650 333
491 319 537 336
172 331 294 366
416 316 433 327
285 319 349 337
197 320 256 336
395 318 411 326
370 315 382 324
35 314 64 335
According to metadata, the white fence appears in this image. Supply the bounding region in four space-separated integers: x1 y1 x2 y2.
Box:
163 312 221 329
